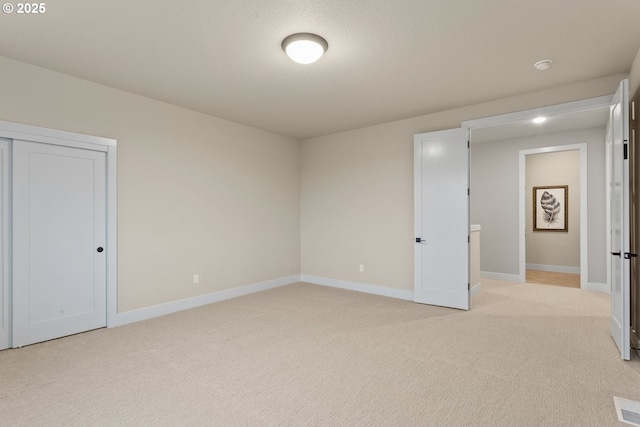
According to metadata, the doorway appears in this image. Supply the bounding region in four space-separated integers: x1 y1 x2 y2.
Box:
523 147 583 289
630 87 640 352
463 96 612 290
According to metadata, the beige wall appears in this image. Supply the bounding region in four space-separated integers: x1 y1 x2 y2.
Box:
302 76 622 291
525 151 580 269
0 56 301 312
1 50 636 312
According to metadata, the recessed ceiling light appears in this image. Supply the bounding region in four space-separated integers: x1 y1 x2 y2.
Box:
282 33 328 64
532 116 546 124
534 59 552 71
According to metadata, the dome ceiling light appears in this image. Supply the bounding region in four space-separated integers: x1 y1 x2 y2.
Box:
282 33 328 64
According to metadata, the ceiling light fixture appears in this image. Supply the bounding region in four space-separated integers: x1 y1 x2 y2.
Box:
532 116 547 124
282 33 328 64
534 59 552 71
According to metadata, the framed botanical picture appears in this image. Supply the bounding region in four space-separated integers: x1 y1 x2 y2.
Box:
533 185 568 232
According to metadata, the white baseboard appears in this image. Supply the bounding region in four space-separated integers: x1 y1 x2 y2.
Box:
300 274 414 301
470 282 482 298
106 271 607 328
108 275 301 327
526 263 580 274
583 282 609 294
481 271 523 283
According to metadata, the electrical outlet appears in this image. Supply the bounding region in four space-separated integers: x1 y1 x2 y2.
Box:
193 274 200 284
359 264 364 273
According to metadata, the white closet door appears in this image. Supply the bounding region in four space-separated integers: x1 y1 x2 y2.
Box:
13 140 106 347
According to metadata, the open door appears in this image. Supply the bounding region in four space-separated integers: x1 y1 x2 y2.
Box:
610 79 631 360
414 128 470 310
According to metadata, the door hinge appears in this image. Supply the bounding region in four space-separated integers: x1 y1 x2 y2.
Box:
467 140 470 148
624 142 628 160
468 235 470 243
468 282 470 290
467 188 470 196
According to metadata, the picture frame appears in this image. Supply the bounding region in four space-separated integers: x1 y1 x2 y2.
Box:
533 185 568 232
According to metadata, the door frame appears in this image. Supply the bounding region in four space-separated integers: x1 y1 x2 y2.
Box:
461 95 613 286
0 120 117 346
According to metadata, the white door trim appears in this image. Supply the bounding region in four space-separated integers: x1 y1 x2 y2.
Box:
0 120 117 336
519 144 588 288
0 139 9 350
462 95 614 130
605 119 612 294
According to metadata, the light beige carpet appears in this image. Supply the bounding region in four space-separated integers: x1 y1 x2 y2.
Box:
0 279 638 426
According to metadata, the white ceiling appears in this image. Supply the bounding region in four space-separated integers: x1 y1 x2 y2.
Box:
1 0 639 140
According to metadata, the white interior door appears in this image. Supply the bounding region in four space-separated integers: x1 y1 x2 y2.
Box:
414 128 470 310
610 79 630 360
13 140 107 348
